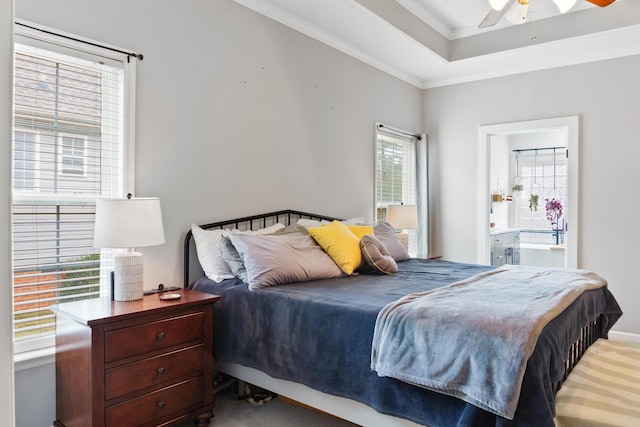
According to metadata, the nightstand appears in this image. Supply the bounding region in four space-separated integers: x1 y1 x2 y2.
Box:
52 289 220 427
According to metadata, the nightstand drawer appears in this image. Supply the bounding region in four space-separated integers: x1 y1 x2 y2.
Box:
105 344 204 400
105 312 204 363
105 377 204 427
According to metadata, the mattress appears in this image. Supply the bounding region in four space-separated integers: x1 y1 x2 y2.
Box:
190 258 622 427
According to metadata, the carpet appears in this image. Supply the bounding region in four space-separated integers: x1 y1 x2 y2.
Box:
178 388 360 427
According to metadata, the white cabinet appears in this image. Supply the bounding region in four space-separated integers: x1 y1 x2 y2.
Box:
490 230 520 266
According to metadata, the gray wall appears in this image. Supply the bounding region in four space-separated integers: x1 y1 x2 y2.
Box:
15 0 422 291
15 363 54 427
424 56 640 335
1 0 16 425
10 1 421 425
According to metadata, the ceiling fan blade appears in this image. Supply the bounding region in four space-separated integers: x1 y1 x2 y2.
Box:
585 0 615 6
478 0 515 28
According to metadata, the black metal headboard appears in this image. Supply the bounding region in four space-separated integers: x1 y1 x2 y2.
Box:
183 209 342 288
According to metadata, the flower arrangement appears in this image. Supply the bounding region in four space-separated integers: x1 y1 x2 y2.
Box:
545 198 563 226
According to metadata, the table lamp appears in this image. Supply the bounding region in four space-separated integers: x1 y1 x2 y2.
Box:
386 203 418 250
93 195 165 301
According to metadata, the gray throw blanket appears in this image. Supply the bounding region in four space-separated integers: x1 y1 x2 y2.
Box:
370 264 608 420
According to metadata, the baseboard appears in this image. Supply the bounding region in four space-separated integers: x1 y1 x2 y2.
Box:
14 346 55 372
608 330 640 344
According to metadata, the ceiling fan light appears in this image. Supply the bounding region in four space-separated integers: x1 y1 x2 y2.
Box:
552 0 578 13
489 0 510 10
505 0 529 24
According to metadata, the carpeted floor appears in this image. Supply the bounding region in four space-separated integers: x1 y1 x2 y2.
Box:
178 388 360 427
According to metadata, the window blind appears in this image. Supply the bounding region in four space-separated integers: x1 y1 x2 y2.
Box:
375 130 417 223
12 30 132 353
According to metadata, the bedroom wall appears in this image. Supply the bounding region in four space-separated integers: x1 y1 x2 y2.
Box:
11 0 422 425
423 55 640 335
15 0 422 291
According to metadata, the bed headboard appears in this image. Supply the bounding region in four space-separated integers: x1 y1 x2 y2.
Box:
183 209 342 288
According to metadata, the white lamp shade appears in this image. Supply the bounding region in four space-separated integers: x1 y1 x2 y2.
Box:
94 197 165 249
489 0 510 11
386 204 418 230
552 0 578 13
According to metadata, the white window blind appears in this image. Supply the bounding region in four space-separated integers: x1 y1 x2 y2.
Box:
12 27 134 354
375 129 417 223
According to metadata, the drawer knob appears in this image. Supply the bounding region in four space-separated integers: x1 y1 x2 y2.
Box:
157 367 165 375
157 332 165 340
157 401 165 409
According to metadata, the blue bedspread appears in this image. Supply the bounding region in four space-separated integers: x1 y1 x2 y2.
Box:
190 258 622 427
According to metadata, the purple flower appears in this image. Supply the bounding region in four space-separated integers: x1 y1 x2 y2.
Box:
545 198 563 225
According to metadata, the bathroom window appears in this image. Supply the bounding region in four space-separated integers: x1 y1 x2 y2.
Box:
516 149 566 245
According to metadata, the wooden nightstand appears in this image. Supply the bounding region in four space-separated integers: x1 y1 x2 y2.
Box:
52 289 220 427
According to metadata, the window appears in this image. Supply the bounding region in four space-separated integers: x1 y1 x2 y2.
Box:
516 149 566 245
13 130 38 190
375 124 428 257
12 25 135 354
375 130 416 222
59 135 87 176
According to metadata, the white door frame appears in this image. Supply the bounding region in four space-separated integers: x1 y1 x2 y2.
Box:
477 116 579 268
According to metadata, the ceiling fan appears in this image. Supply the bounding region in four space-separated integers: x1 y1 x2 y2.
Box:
479 0 616 28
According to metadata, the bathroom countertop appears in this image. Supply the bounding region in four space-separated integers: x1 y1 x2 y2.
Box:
490 228 520 235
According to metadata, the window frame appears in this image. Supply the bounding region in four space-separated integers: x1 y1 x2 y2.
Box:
374 123 428 257
374 127 417 224
12 21 137 357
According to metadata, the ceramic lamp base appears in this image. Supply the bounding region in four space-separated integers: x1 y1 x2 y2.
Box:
113 252 144 301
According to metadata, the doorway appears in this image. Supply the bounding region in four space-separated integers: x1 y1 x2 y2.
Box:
477 117 579 268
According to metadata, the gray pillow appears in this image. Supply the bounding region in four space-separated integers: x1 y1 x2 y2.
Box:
219 237 248 282
221 224 309 283
272 223 310 236
360 235 397 275
227 233 343 290
374 222 410 262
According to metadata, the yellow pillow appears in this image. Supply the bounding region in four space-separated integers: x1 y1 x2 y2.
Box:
309 221 362 275
347 225 374 240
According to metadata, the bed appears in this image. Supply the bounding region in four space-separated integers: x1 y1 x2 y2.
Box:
183 210 623 427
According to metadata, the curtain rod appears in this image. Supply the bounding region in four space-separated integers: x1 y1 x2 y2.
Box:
377 123 422 141
512 146 565 153
15 21 144 62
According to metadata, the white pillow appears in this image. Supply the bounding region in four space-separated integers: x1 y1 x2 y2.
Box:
227 223 286 235
297 218 323 229
191 224 234 282
298 217 365 229
323 216 365 225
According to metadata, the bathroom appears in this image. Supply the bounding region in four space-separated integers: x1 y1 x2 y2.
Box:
489 130 568 268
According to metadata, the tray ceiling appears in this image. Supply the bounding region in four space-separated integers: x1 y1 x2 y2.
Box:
234 0 640 88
